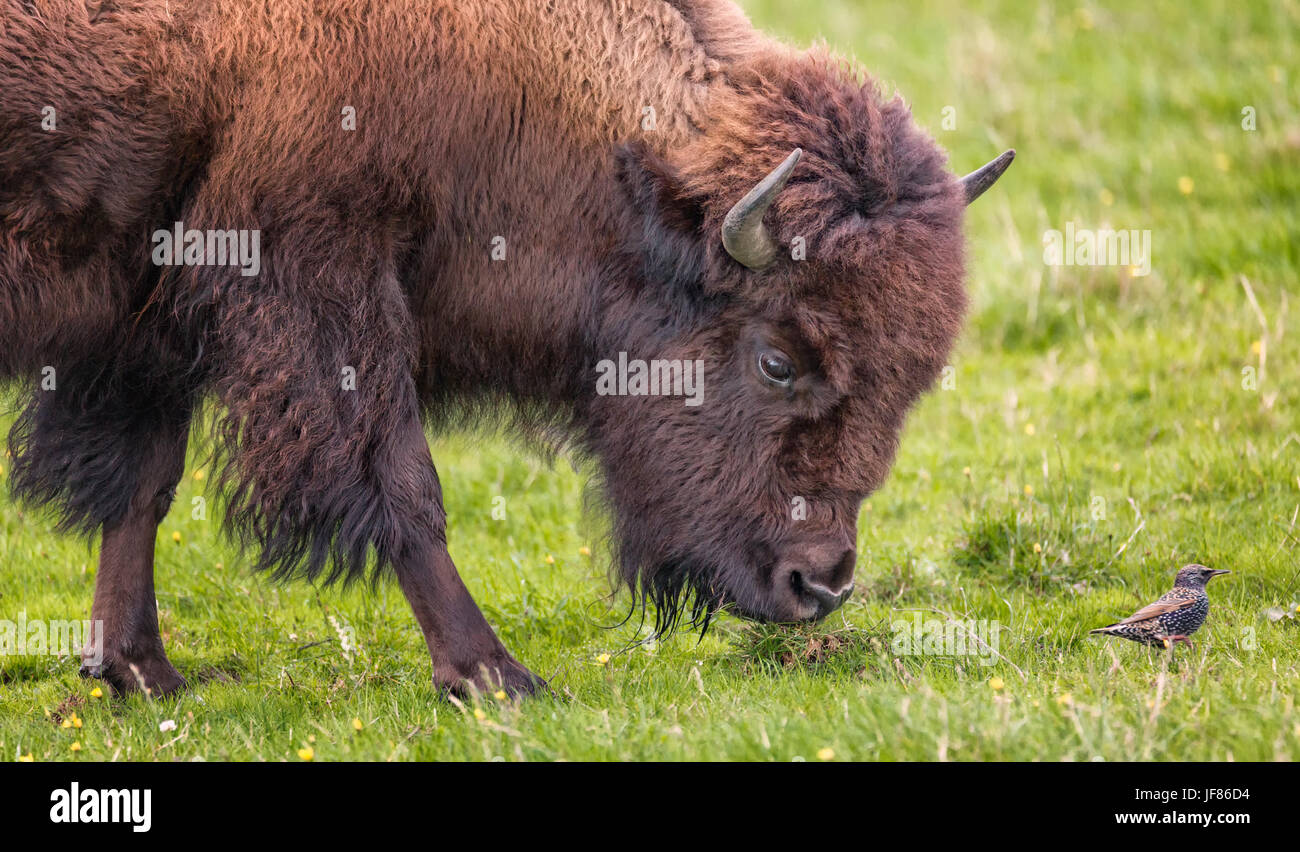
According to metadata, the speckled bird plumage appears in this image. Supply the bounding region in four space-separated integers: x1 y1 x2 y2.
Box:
1090 564 1230 647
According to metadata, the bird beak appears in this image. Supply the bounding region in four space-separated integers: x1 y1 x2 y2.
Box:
1209 569 1232 576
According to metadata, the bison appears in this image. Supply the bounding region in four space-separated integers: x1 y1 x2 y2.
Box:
0 0 1012 697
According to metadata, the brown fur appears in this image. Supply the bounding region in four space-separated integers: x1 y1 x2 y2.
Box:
1 0 971 694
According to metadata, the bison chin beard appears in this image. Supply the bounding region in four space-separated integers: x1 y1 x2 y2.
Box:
616 547 780 640
623 557 723 639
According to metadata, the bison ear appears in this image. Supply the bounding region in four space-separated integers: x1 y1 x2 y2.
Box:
614 142 705 234
614 142 709 290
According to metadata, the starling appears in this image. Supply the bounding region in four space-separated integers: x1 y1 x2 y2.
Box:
1090 564 1230 648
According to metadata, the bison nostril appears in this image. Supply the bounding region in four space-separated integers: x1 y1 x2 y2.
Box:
789 569 807 597
799 577 853 618
829 548 856 589
790 572 852 619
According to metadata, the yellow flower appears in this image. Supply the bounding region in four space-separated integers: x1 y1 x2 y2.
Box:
1056 693 1073 706
19 753 33 762
193 469 206 481
544 554 555 564
352 718 363 731
69 742 82 752
1033 543 1042 554
816 747 835 761
596 653 611 665
579 546 591 557
473 708 486 721
61 719 71 729
962 466 971 478
297 746 314 761
1251 340 1262 355
1098 188 1114 207
1032 700 1041 708
1023 484 1034 497
1178 176 1194 195
171 531 182 544
71 713 82 729
989 676 1005 691
493 690 507 701
90 687 103 699
1024 423 1036 436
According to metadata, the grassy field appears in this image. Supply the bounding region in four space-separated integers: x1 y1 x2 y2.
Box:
2 0 1298 761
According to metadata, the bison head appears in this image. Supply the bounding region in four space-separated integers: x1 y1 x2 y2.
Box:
585 55 1012 634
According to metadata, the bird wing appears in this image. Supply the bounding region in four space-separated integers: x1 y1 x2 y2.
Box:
1118 594 1196 625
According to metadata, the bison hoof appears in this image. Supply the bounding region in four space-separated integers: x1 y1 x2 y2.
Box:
439 655 547 700
80 653 187 698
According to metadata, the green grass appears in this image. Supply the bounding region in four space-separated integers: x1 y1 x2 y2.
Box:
2 0 1299 761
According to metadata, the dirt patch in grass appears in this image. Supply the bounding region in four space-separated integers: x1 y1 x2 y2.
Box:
50 692 85 726
727 621 893 678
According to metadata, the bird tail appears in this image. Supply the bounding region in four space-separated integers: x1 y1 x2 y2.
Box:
1089 626 1117 635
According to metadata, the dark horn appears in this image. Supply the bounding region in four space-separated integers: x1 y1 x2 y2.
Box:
960 149 1015 204
722 148 802 270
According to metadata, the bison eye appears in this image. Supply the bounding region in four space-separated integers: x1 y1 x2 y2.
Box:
758 351 795 387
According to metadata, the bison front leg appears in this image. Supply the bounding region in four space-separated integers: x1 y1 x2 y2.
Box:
395 545 545 697
387 417 545 698
80 418 190 697
191 175 542 696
